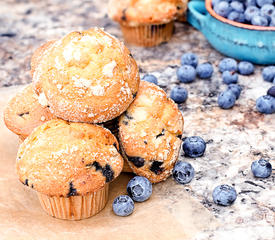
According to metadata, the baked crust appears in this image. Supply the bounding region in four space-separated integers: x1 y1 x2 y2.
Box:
33 28 140 123
4 84 55 139
119 81 184 183
108 0 187 26
16 119 124 196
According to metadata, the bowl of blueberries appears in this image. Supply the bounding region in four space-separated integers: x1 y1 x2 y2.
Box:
187 0 275 64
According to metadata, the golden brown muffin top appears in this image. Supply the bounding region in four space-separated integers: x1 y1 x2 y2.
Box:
16 119 124 197
4 84 55 139
30 40 56 77
118 81 183 183
108 0 187 26
33 28 140 123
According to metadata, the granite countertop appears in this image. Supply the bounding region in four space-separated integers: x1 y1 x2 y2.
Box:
0 0 274 239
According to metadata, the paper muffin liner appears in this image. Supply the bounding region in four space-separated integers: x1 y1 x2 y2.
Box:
120 21 174 47
37 184 109 220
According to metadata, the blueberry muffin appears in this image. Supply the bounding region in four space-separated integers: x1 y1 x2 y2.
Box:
4 84 55 140
16 119 124 220
30 40 56 77
33 28 140 123
118 81 184 183
102 118 132 172
108 0 187 47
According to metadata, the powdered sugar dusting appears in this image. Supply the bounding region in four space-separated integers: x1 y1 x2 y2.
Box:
73 77 91 88
38 92 48 106
102 60 117 78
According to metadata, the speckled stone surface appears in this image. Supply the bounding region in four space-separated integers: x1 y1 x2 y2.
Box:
0 0 274 239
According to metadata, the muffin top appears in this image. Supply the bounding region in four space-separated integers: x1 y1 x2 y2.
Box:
108 0 187 26
4 84 55 139
16 119 124 197
33 28 140 123
118 81 183 183
30 40 56 77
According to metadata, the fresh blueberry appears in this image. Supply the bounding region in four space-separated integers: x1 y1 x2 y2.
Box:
142 74 158 85
267 86 275 97
227 84 242 99
182 136 206 158
245 0 257 7
112 195 134 216
238 61 254 75
196 62 214 79
260 4 275 21
170 86 188 103
251 159 272 178
214 1 232 18
172 161 195 184
218 90 237 109
228 11 246 22
181 53 198 68
270 13 275 26
212 184 237 206
251 14 269 26
222 71 238 84
256 95 275 114
177 65 196 83
230 1 245 12
262 66 275 82
127 176 152 202
256 0 273 7
212 0 222 7
244 6 260 21
219 58 238 72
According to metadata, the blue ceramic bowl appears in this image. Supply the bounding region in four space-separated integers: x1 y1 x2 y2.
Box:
187 0 275 65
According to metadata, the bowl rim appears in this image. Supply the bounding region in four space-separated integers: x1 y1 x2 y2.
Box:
205 0 275 31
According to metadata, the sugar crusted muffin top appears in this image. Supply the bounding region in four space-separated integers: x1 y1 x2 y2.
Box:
16 119 124 197
30 40 56 77
33 28 140 123
119 81 183 183
108 0 187 26
4 84 55 139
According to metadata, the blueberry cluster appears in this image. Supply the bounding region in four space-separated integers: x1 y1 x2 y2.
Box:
256 87 275 114
212 0 275 27
177 53 214 83
217 58 249 109
112 176 152 216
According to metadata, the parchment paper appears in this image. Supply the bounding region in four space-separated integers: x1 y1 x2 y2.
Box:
0 86 218 240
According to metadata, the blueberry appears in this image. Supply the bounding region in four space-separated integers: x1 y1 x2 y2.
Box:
251 14 268 26
177 65 196 83
170 86 188 103
230 1 245 12
212 0 223 7
251 159 272 178
260 4 275 21
267 86 275 97
182 136 206 158
219 58 238 72
196 62 214 79
127 176 152 202
142 74 158 85
222 71 238 84
244 6 260 21
112 195 134 216
245 0 257 7
256 95 275 114
218 90 237 109
212 184 237 206
227 84 242 99
256 0 273 7
238 61 254 75
214 1 232 18
262 66 275 82
172 161 195 184
228 11 246 22
181 53 198 68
